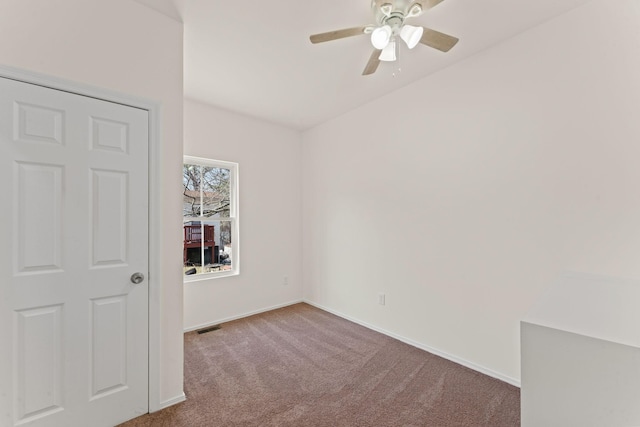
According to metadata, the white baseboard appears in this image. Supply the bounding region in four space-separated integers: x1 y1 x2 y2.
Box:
158 392 186 411
183 299 304 333
303 299 521 388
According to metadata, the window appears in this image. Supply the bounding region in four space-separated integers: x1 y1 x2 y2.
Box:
183 156 239 280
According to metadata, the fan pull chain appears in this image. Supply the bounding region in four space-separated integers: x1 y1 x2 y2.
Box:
392 48 402 78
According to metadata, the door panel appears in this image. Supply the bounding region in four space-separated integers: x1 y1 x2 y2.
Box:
15 162 64 274
0 76 149 427
91 169 128 267
14 305 64 422
14 101 65 145
90 295 128 399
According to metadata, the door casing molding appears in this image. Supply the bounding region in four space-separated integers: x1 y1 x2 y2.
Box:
0 64 165 413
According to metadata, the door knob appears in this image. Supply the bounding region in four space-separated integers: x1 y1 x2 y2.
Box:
130 272 145 284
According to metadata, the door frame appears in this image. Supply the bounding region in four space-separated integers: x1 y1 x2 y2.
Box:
0 65 164 413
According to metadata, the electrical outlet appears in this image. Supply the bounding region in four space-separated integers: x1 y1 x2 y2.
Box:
283 275 289 286
378 293 385 306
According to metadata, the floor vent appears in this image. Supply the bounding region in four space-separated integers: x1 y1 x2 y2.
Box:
197 325 221 335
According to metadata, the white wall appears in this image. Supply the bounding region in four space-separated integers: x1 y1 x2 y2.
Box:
0 0 185 408
302 0 640 383
183 99 303 330
521 273 640 426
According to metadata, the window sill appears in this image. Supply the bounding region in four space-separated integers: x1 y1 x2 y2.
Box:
183 270 239 283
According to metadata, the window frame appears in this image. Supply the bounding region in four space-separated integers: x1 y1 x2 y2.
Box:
183 155 239 281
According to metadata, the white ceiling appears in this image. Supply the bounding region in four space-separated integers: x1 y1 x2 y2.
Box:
134 0 591 130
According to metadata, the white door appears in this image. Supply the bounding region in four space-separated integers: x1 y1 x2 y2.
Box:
0 77 149 427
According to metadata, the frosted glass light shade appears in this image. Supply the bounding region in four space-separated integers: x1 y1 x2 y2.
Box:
379 41 397 62
371 25 392 50
400 25 423 49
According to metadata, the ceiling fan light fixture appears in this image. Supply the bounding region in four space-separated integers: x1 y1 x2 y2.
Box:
407 3 423 18
380 3 393 16
379 40 397 61
371 25 392 49
309 0 460 76
400 25 424 49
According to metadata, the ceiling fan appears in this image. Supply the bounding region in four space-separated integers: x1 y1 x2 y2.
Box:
309 0 459 76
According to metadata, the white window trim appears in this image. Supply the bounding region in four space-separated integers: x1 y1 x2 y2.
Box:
183 155 239 281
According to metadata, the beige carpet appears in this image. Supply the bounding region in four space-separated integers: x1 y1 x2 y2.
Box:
119 303 520 426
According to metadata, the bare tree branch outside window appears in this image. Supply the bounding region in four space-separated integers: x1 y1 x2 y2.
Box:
183 164 230 218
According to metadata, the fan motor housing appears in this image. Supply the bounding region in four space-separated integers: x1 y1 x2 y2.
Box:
371 0 427 24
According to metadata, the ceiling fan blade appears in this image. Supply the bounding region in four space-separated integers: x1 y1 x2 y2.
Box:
362 50 382 76
310 27 368 44
419 27 459 52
